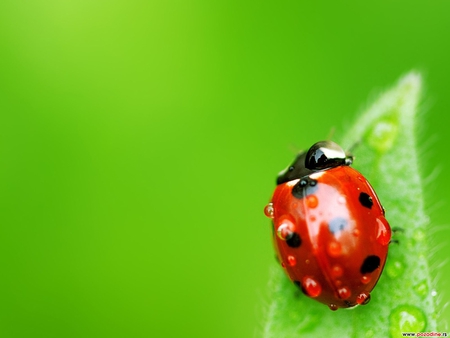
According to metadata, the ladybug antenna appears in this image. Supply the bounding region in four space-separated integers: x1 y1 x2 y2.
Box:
344 140 361 166
346 140 361 154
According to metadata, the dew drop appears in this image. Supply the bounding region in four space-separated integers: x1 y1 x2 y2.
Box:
338 287 351 300
328 303 338 311
264 203 274 218
338 196 346 204
413 280 428 298
287 255 297 267
327 241 342 257
276 218 295 240
389 305 426 337
331 265 343 278
356 291 371 305
413 229 425 242
361 275 371 284
386 260 405 279
353 228 360 237
367 119 399 153
431 290 437 297
306 195 319 208
281 261 286 268
376 216 391 246
302 276 322 298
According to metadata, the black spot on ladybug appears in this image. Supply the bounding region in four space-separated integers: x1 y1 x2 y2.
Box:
360 255 381 274
291 177 318 199
359 192 373 209
328 217 348 234
286 232 302 248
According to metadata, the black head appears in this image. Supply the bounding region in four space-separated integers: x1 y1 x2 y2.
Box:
276 141 352 185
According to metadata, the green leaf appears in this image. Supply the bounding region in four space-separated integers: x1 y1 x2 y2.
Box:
262 72 437 338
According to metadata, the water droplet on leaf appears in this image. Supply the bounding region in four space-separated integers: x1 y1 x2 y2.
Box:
389 305 426 337
386 259 405 279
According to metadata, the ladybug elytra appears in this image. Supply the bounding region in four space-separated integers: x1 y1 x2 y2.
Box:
264 141 391 310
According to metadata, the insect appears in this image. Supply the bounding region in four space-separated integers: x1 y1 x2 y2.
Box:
264 141 391 310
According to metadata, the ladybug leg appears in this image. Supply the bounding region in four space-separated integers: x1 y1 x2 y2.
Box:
389 227 404 245
391 227 404 234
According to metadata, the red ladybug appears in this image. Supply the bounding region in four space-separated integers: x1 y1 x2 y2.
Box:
264 141 391 310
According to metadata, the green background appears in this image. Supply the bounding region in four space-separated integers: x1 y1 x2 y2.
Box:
0 1 448 337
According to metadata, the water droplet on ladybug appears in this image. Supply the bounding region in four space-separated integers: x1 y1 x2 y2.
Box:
334 280 342 287
376 217 391 245
337 287 351 300
353 228 360 237
361 275 371 284
356 291 371 305
264 203 274 218
276 218 295 240
302 276 322 298
328 304 338 311
331 265 343 278
306 194 318 208
287 255 297 267
327 241 342 257
389 305 426 337
281 261 286 268
338 196 346 204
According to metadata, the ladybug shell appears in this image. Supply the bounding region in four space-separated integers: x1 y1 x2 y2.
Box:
270 166 391 310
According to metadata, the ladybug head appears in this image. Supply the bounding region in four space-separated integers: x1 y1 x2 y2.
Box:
276 141 352 185
305 141 352 170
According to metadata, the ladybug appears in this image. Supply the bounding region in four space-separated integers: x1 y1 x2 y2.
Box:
264 141 391 310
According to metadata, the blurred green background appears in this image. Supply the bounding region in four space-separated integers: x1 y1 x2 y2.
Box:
0 1 449 337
